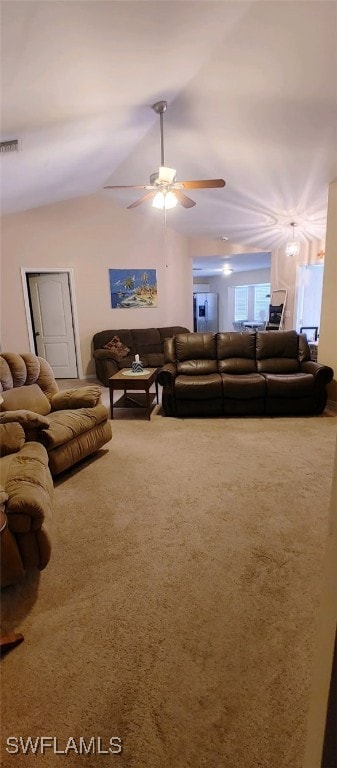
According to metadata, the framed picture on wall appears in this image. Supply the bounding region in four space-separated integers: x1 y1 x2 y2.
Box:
109 269 158 308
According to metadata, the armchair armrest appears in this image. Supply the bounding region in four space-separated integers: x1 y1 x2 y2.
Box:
50 386 102 410
0 423 25 457
0 409 49 430
0 501 26 587
3 442 52 533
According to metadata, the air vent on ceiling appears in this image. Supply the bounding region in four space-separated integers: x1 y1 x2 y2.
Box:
0 139 19 154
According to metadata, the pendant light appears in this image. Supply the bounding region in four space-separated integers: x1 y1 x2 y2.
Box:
285 222 300 257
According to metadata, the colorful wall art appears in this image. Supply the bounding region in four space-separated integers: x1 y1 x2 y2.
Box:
109 269 158 308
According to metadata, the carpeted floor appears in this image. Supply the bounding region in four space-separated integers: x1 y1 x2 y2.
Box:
1 405 336 768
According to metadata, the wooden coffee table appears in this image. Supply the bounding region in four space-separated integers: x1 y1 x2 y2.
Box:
108 368 159 420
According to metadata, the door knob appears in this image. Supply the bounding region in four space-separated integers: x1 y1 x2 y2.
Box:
34 331 40 336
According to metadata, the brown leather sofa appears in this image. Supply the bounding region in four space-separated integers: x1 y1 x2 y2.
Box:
157 330 334 417
1 421 53 587
93 326 190 386
0 353 112 476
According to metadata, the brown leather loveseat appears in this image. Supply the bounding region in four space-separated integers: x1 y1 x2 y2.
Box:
0 353 112 476
157 330 334 417
93 326 190 386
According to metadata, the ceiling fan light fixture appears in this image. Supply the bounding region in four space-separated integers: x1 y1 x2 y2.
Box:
285 222 300 257
104 100 225 211
222 264 233 276
152 190 178 210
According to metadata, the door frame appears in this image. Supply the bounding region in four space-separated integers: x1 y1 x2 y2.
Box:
21 267 83 379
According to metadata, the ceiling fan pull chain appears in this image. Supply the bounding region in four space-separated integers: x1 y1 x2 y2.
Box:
164 208 168 267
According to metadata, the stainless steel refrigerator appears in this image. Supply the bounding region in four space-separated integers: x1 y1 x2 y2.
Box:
193 292 218 333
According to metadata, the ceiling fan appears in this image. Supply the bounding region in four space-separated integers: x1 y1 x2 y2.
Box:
104 100 226 210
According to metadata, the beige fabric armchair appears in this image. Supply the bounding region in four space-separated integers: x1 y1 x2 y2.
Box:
0 353 112 476
0 421 53 587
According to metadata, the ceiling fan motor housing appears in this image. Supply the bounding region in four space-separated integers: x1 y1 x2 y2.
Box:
150 172 160 186
152 100 167 114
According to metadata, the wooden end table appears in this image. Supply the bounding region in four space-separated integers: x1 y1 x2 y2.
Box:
108 368 159 420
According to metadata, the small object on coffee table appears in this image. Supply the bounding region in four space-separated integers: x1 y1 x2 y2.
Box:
132 354 144 373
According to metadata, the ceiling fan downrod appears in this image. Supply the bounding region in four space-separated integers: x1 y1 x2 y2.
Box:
152 100 167 168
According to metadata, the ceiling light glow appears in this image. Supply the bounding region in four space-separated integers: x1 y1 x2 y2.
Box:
152 190 178 210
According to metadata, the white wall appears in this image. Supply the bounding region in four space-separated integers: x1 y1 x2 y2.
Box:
270 238 325 330
318 179 337 402
206 268 271 331
0 195 192 376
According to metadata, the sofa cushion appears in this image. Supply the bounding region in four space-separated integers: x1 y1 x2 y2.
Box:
221 373 266 399
47 421 112 476
0 383 51 415
175 332 218 375
103 335 130 360
256 331 300 373
0 423 25 456
147 353 165 368
217 332 257 374
116 354 138 369
175 373 222 400
40 404 108 449
263 373 315 397
50 386 102 410
131 328 162 356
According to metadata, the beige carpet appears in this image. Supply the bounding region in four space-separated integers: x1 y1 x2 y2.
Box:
1 408 336 768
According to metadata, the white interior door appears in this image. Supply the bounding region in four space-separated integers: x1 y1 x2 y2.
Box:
28 273 78 378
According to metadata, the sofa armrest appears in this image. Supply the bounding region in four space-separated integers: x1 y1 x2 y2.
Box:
50 386 102 410
93 348 119 361
157 364 177 388
300 361 334 385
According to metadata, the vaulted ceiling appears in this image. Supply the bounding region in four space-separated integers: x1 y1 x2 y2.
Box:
1 0 336 253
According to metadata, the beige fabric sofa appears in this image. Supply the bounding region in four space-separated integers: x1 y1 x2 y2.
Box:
0 353 112 476
0 421 53 587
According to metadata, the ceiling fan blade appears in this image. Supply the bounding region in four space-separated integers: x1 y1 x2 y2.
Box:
178 179 226 190
104 184 154 190
127 190 156 209
174 189 196 208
